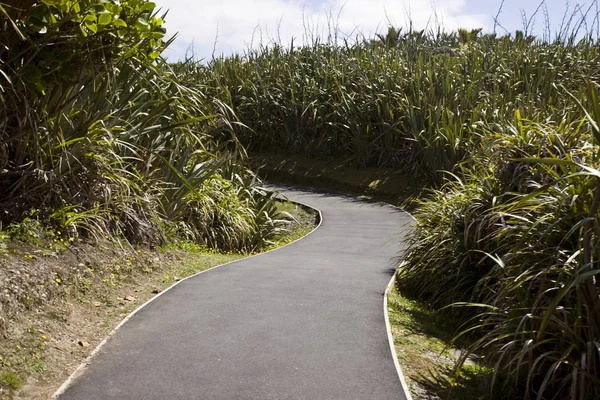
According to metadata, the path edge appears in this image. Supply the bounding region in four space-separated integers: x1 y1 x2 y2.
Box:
384 263 414 400
53 188 416 400
51 193 323 399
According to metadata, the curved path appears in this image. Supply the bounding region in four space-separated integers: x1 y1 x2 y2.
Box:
58 186 413 400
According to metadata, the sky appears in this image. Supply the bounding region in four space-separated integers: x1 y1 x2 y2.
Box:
153 0 600 61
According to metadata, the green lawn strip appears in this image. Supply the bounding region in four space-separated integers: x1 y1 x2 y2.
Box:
388 287 501 400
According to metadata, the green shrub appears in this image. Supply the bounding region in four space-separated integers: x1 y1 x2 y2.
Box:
174 173 283 252
401 111 600 399
0 0 282 252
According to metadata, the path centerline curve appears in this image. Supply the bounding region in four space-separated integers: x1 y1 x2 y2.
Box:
57 186 413 400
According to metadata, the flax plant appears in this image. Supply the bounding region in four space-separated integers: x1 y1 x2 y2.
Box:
401 103 600 398
0 0 283 252
191 25 599 181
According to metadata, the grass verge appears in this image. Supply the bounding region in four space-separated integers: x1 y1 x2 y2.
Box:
388 286 502 400
0 199 317 400
265 199 319 251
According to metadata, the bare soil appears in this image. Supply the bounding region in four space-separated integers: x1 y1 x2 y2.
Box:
0 240 242 400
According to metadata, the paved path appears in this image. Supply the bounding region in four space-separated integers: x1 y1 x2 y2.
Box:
58 186 413 400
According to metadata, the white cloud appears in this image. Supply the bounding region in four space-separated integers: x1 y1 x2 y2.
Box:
155 0 492 60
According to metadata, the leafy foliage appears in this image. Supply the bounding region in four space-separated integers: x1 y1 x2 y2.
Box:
401 111 600 399
0 0 283 252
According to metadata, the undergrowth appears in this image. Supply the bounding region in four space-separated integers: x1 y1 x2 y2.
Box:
3 0 600 398
0 0 283 254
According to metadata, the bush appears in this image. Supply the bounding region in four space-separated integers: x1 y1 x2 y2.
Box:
401 110 600 399
0 0 283 252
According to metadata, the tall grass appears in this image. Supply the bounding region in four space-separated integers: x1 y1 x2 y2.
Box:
0 0 283 252
401 105 600 399
189 25 599 181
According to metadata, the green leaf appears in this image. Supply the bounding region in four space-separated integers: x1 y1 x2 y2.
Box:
98 13 112 26
586 81 600 147
135 18 149 31
561 82 600 148
112 18 127 28
141 2 156 12
84 21 98 34
104 3 119 14
577 164 600 179
515 158 600 179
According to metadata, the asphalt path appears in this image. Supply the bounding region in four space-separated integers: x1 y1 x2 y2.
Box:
58 186 413 400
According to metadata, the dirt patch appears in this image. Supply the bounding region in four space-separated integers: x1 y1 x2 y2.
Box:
0 240 242 400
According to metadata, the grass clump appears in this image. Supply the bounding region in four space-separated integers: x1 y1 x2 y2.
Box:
401 107 600 399
0 371 21 391
262 200 318 250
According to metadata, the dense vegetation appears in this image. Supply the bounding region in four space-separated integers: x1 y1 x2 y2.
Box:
0 0 284 253
177 22 600 400
3 0 600 398
190 27 599 180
